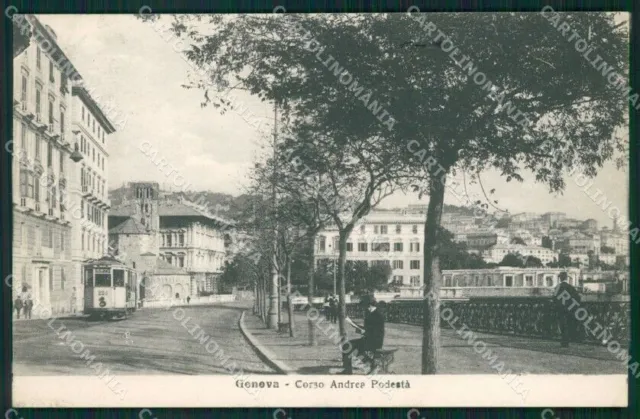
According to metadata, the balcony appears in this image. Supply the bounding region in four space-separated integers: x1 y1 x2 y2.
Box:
17 197 34 213
34 201 42 212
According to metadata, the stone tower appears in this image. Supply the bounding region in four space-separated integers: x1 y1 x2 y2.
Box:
128 181 160 232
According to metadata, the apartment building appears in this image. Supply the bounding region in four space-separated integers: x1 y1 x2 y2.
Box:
454 229 510 251
315 210 426 287
11 17 90 314
70 85 115 311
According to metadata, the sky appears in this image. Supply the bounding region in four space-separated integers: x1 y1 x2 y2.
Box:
37 14 630 228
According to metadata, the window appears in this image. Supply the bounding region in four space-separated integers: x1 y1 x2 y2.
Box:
49 60 55 83
396 224 401 234
21 75 27 103
358 242 368 252
178 256 185 268
113 269 125 287
92 119 95 132
505 275 513 287
48 99 54 125
167 234 172 247
346 242 353 252
36 47 41 69
318 236 325 252
392 260 404 269
374 225 379 234
525 275 534 287
95 270 112 287
394 242 403 252
19 170 28 198
60 110 65 136
410 242 420 252
27 174 34 199
98 126 101 137
60 268 65 290
412 225 418 234
47 141 52 167
166 255 173 265
59 151 64 175
81 231 84 250
82 106 85 121
87 113 90 126
410 260 420 270
20 122 27 151
545 276 554 287
372 242 390 252
410 276 421 286
360 225 365 233
49 269 53 291
380 225 388 234
393 275 403 284
35 86 41 115
92 148 95 162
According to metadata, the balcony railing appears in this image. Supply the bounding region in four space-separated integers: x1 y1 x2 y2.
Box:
346 299 630 346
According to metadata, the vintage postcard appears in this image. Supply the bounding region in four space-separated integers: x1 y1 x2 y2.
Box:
9 10 632 408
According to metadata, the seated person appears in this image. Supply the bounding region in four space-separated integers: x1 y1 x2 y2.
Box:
340 295 385 374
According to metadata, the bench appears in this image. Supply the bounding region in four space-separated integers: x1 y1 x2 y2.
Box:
364 348 398 374
277 322 290 333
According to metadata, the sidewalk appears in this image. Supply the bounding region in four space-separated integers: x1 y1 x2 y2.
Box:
241 311 626 375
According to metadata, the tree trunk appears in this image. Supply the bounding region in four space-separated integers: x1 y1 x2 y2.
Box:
337 230 349 341
307 234 317 346
277 271 282 325
422 174 447 374
286 256 295 337
253 280 258 315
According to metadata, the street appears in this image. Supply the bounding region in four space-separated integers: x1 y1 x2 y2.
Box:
13 303 274 375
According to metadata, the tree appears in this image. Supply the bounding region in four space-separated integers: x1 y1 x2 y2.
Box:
499 253 525 267
366 264 393 292
438 227 488 270
542 236 554 250
511 237 526 245
601 245 615 254
158 12 628 374
524 256 543 268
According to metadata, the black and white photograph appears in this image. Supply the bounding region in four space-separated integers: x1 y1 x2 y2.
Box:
8 8 633 407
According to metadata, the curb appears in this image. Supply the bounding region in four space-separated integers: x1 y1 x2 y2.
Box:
238 310 295 375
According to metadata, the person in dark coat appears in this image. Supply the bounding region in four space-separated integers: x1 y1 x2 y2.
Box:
329 296 337 324
14 295 23 319
340 295 385 374
554 271 582 347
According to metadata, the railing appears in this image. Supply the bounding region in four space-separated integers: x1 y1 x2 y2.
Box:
346 299 630 346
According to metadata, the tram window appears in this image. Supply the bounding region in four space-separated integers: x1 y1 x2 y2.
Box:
95 271 111 287
84 269 93 286
113 269 125 287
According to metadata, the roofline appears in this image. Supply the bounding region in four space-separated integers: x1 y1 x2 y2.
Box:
26 16 82 81
72 85 117 133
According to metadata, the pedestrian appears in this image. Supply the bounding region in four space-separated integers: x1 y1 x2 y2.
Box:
554 271 581 348
21 286 33 320
329 295 337 324
14 295 23 319
339 295 385 374
323 295 330 319
70 287 77 314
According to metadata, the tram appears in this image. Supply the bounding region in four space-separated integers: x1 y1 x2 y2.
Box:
83 256 138 319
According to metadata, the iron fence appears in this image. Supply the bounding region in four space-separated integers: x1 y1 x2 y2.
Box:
346 299 629 346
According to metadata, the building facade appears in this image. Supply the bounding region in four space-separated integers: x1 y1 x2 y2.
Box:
482 244 558 265
70 85 115 311
108 183 232 297
315 210 426 287
12 17 90 315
